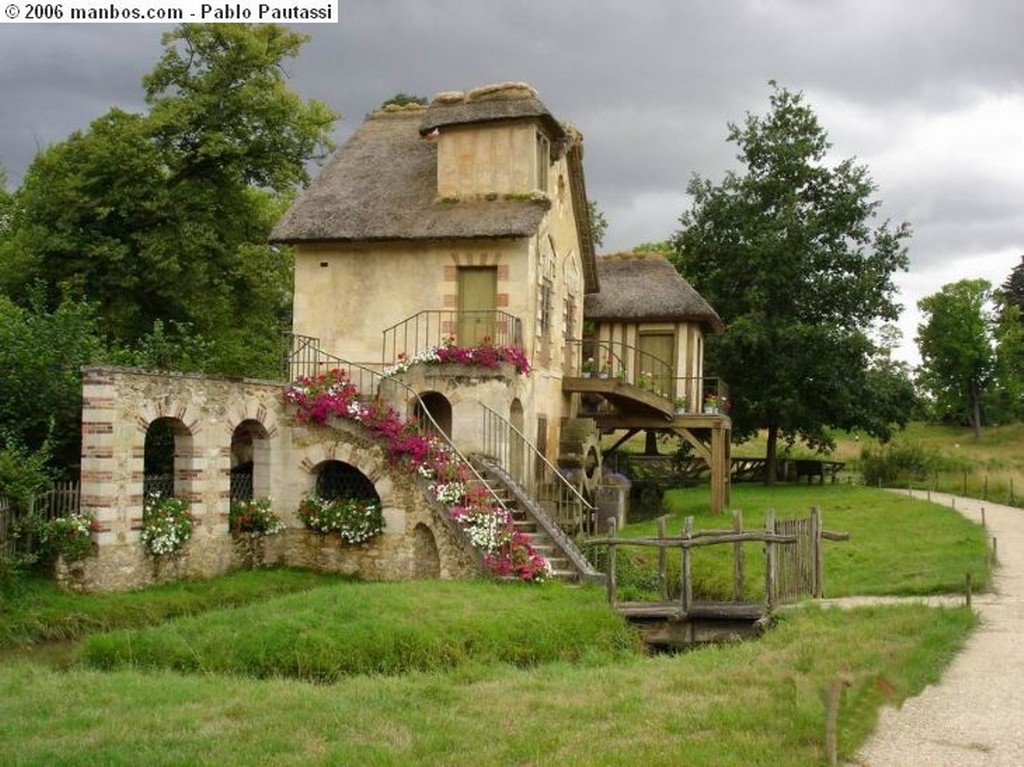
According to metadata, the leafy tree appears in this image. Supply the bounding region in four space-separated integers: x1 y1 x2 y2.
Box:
991 292 1024 422
916 279 994 438
0 290 106 473
587 199 608 249
673 83 911 482
1001 255 1024 315
0 24 335 378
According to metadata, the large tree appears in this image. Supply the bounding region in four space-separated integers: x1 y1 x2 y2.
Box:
673 83 912 481
916 279 995 437
0 24 336 377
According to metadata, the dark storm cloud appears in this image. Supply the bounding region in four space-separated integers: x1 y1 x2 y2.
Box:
1 1 1022 362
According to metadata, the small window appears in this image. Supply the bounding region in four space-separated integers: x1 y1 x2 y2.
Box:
536 132 550 192
539 278 553 333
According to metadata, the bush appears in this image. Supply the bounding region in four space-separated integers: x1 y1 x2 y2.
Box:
38 511 95 563
141 495 193 556
860 441 947 487
296 496 384 544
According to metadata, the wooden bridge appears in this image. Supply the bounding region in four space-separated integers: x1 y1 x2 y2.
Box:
588 508 847 648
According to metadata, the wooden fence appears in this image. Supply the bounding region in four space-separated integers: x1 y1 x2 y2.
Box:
0 481 82 567
594 507 847 613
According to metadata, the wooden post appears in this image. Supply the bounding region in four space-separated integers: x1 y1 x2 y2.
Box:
732 509 744 602
657 515 668 601
606 518 618 606
681 516 693 613
981 507 986 528
966 571 972 610
811 506 823 599
764 508 776 612
992 536 998 565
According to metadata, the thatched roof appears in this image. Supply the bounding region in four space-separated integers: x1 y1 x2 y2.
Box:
270 109 548 243
585 253 723 333
270 82 598 292
419 82 567 145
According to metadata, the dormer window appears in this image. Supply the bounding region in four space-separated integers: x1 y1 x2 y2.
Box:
536 132 550 192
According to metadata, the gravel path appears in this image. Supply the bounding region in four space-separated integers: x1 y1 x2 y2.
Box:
851 490 1024 767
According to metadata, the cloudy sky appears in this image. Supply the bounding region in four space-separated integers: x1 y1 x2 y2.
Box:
2 1 1022 364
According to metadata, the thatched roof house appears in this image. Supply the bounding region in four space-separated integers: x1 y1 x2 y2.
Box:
585 253 723 333
271 82 597 292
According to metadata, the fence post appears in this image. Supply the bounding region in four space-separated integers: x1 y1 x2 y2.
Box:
657 515 668 601
732 509 744 602
764 508 776 612
681 516 693 614
606 518 618 606
811 506 823 599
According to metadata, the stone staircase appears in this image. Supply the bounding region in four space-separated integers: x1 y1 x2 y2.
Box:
471 458 602 583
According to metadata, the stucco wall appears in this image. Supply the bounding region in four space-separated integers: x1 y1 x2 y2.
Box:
71 367 480 592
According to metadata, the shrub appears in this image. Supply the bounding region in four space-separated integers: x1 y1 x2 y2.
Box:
39 511 95 563
228 498 286 535
296 496 384 544
141 494 193 556
860 441 942 487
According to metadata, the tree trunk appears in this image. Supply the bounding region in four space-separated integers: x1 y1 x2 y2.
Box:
970 381 983 441
765 421 779 485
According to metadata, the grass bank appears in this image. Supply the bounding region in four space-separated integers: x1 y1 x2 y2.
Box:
79 580 640 680
0 603 973 766
600 484 989 601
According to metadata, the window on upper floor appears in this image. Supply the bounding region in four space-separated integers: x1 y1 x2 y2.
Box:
536 132 550 192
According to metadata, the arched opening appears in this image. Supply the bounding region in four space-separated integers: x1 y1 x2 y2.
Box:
509 399 525 482
315 460 381 504
144 417 192 500
411 523 441 579
230 420 270 502
413 391 452 439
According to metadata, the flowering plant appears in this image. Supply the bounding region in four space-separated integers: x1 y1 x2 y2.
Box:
704 393 720 408
141 494 193 556
600 356 614 376
581 356 595 374
39 511 96 562
283 369 550 581
229 498 286 535
297 496 384 544
382 337 531 377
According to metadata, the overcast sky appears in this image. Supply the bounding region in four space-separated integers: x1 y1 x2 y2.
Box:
2 1 1022 365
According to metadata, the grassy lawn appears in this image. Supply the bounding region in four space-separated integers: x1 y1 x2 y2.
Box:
0 600 973 766
0 482 990 765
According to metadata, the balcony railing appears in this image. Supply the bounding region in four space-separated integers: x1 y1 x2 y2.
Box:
382 310 524 365
566 338 729 413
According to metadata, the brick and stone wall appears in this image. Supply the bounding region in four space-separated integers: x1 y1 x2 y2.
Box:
69 367 480 591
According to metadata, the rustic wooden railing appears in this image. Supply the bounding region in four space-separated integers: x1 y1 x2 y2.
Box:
566 338 728 413
589 507 847 612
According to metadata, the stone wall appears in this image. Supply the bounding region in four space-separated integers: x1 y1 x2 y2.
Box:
71 366 480 591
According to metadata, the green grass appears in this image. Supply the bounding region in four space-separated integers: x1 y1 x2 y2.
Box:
605 484 989 600
79 580 641 680
0 603 974 766
0 567 354 650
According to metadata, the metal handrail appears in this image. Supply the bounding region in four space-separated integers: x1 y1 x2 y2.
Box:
479 403 595 536
382 309 524 365
282 333 516 528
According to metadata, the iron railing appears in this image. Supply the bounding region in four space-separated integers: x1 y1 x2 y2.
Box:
382 310 524 365
282 333 516 535
479 404 596 537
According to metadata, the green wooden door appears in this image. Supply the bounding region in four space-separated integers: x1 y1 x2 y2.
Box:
638 333 675 398
457 267 497 346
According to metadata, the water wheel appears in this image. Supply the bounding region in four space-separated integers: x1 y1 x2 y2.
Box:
557 417 603 496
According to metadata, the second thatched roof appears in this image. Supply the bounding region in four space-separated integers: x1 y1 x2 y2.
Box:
585 253 724 333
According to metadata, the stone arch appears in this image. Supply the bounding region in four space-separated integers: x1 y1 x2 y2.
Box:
143 416 194 501
413 391 453 439
411 523 441 579
313 460 381 504
299 442 392 507
230 420 270 502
